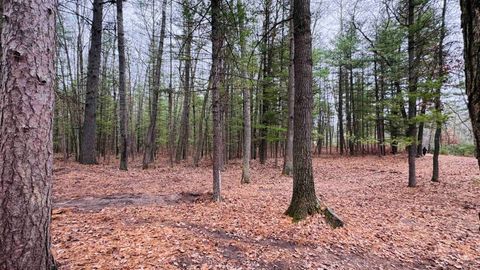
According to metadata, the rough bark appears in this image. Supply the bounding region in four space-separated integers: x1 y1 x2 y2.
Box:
117 0 128 171
460 0 480 169
211 0 224 201
283 0 294 176
0 0 57 268
285 0 343 228
80 0 103 164
143 0 168 169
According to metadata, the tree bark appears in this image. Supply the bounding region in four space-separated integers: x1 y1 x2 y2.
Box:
407 0 418 187
117 0 128 171
460 0 480 169
432 0 447 181
80 0 103 164
143 0 168 169
0 0 56 268
283 0 294 176
211 0 224 201
286 0 336 224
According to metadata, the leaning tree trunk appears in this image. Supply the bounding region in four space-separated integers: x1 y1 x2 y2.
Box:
80 0 103 164
143 0 168 169
283 0 294 176
211 0 224 201
117 0 128 171
460 0 480 169
285 0 343 228
0 0 57 268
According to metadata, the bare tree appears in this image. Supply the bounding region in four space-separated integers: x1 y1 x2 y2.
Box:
117 0 128 170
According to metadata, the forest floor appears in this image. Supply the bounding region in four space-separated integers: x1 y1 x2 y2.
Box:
51 154 480 270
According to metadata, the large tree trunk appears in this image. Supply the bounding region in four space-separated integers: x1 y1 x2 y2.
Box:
143 0 168 169
283 0 294 176
117 0 128 171
80 0 103 164
211 0 224 201
460 0 480 169
285 0 343 228
0 0 56 268
407 0 418 187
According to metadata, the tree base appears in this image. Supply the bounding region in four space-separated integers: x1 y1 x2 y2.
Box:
286 200 344 228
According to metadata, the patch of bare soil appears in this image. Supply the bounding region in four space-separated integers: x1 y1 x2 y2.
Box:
51 154 480 269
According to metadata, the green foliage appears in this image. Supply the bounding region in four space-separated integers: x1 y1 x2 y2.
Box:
440 144 476 157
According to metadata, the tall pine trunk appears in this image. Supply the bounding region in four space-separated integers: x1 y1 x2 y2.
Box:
143 0 168 169
407 0 418 187
80 0 103 164
432 0 447 181
460 0 480 169
285 0 320 220
117 0 128 171
283 0 294 176
211 0 224 201
0 0 56 267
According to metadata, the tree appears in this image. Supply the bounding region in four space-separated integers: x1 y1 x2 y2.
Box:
0 0 57 268
80 0 103 164
460 0 480 169
285 0 343 228
143 0 168 169
211 0 224 201
432 0 447 181
238 0 252 183
117 0 128 170
406 0 418 187
283 0 294 176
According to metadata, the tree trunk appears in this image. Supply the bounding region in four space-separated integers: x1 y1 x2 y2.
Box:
407 0 418 187
286 0 343 228
460 0 480 169
211 0 224 201
338 65 345 155
283 0 294 176
0 0 56 268
432 0 447 181
117 0 128 171
176 3 193 162
80 0 103 164
143 0 168 169
238 0 251 183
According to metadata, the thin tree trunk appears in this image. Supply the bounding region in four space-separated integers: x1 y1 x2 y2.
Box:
143 0 168 169
407 0 418 187
283 0 294 175
0 0 56 267
211 0 224 201
432 0 447 181
117 0 128 170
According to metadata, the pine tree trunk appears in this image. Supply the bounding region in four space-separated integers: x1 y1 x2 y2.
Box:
80 0 103 164
176 4 193 162
460 0 480 169
432 0 447 181
211 0 224 201
0 0 56 267
407 0 418 187
283 0 294 176
117 0 128 171
143 0 168 169
285 0 320 220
